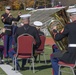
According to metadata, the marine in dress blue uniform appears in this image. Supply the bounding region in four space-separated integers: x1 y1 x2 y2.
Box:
15 14 41 69
0 28 5 63
50 8 76 75
1 6 21 58
33 21 44 61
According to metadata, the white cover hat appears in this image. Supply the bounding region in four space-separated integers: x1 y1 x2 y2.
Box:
33 21 43 26
66 8 76 13
5 6 11 10
20 14 31 19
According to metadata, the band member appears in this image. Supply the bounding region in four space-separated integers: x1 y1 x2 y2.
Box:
0 28 5 64
34 21 44 35
1 6 21 58
50 8 76 75
33 21 44 61
15 14 41 69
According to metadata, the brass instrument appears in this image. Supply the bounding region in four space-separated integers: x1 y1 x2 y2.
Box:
29 7 69 51
47 8 69 51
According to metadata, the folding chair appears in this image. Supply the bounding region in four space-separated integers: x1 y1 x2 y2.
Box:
35 35 47 64
13 34 36 73
58 61 76 75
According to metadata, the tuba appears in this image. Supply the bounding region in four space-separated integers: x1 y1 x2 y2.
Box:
47 8 69 51
29 7 69 51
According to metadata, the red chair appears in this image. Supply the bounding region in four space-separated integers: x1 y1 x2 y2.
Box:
13 34 36 73
58 61 76 75
35 35 47 64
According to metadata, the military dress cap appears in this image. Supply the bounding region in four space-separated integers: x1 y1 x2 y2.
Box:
66 8 76 13
33 21 43 26
20 14 31 19
5 6 11 10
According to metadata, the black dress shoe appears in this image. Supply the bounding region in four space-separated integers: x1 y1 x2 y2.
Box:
12 64 20 71
21 65 25 70
21 67 25 70
5 60 10 64
0 61 4 64
34 56 37 62
12 67 20 71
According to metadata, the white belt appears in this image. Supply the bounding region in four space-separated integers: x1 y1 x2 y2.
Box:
4 24 12 26
4 25 12 26
68 44 76 47
6 29 11 31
